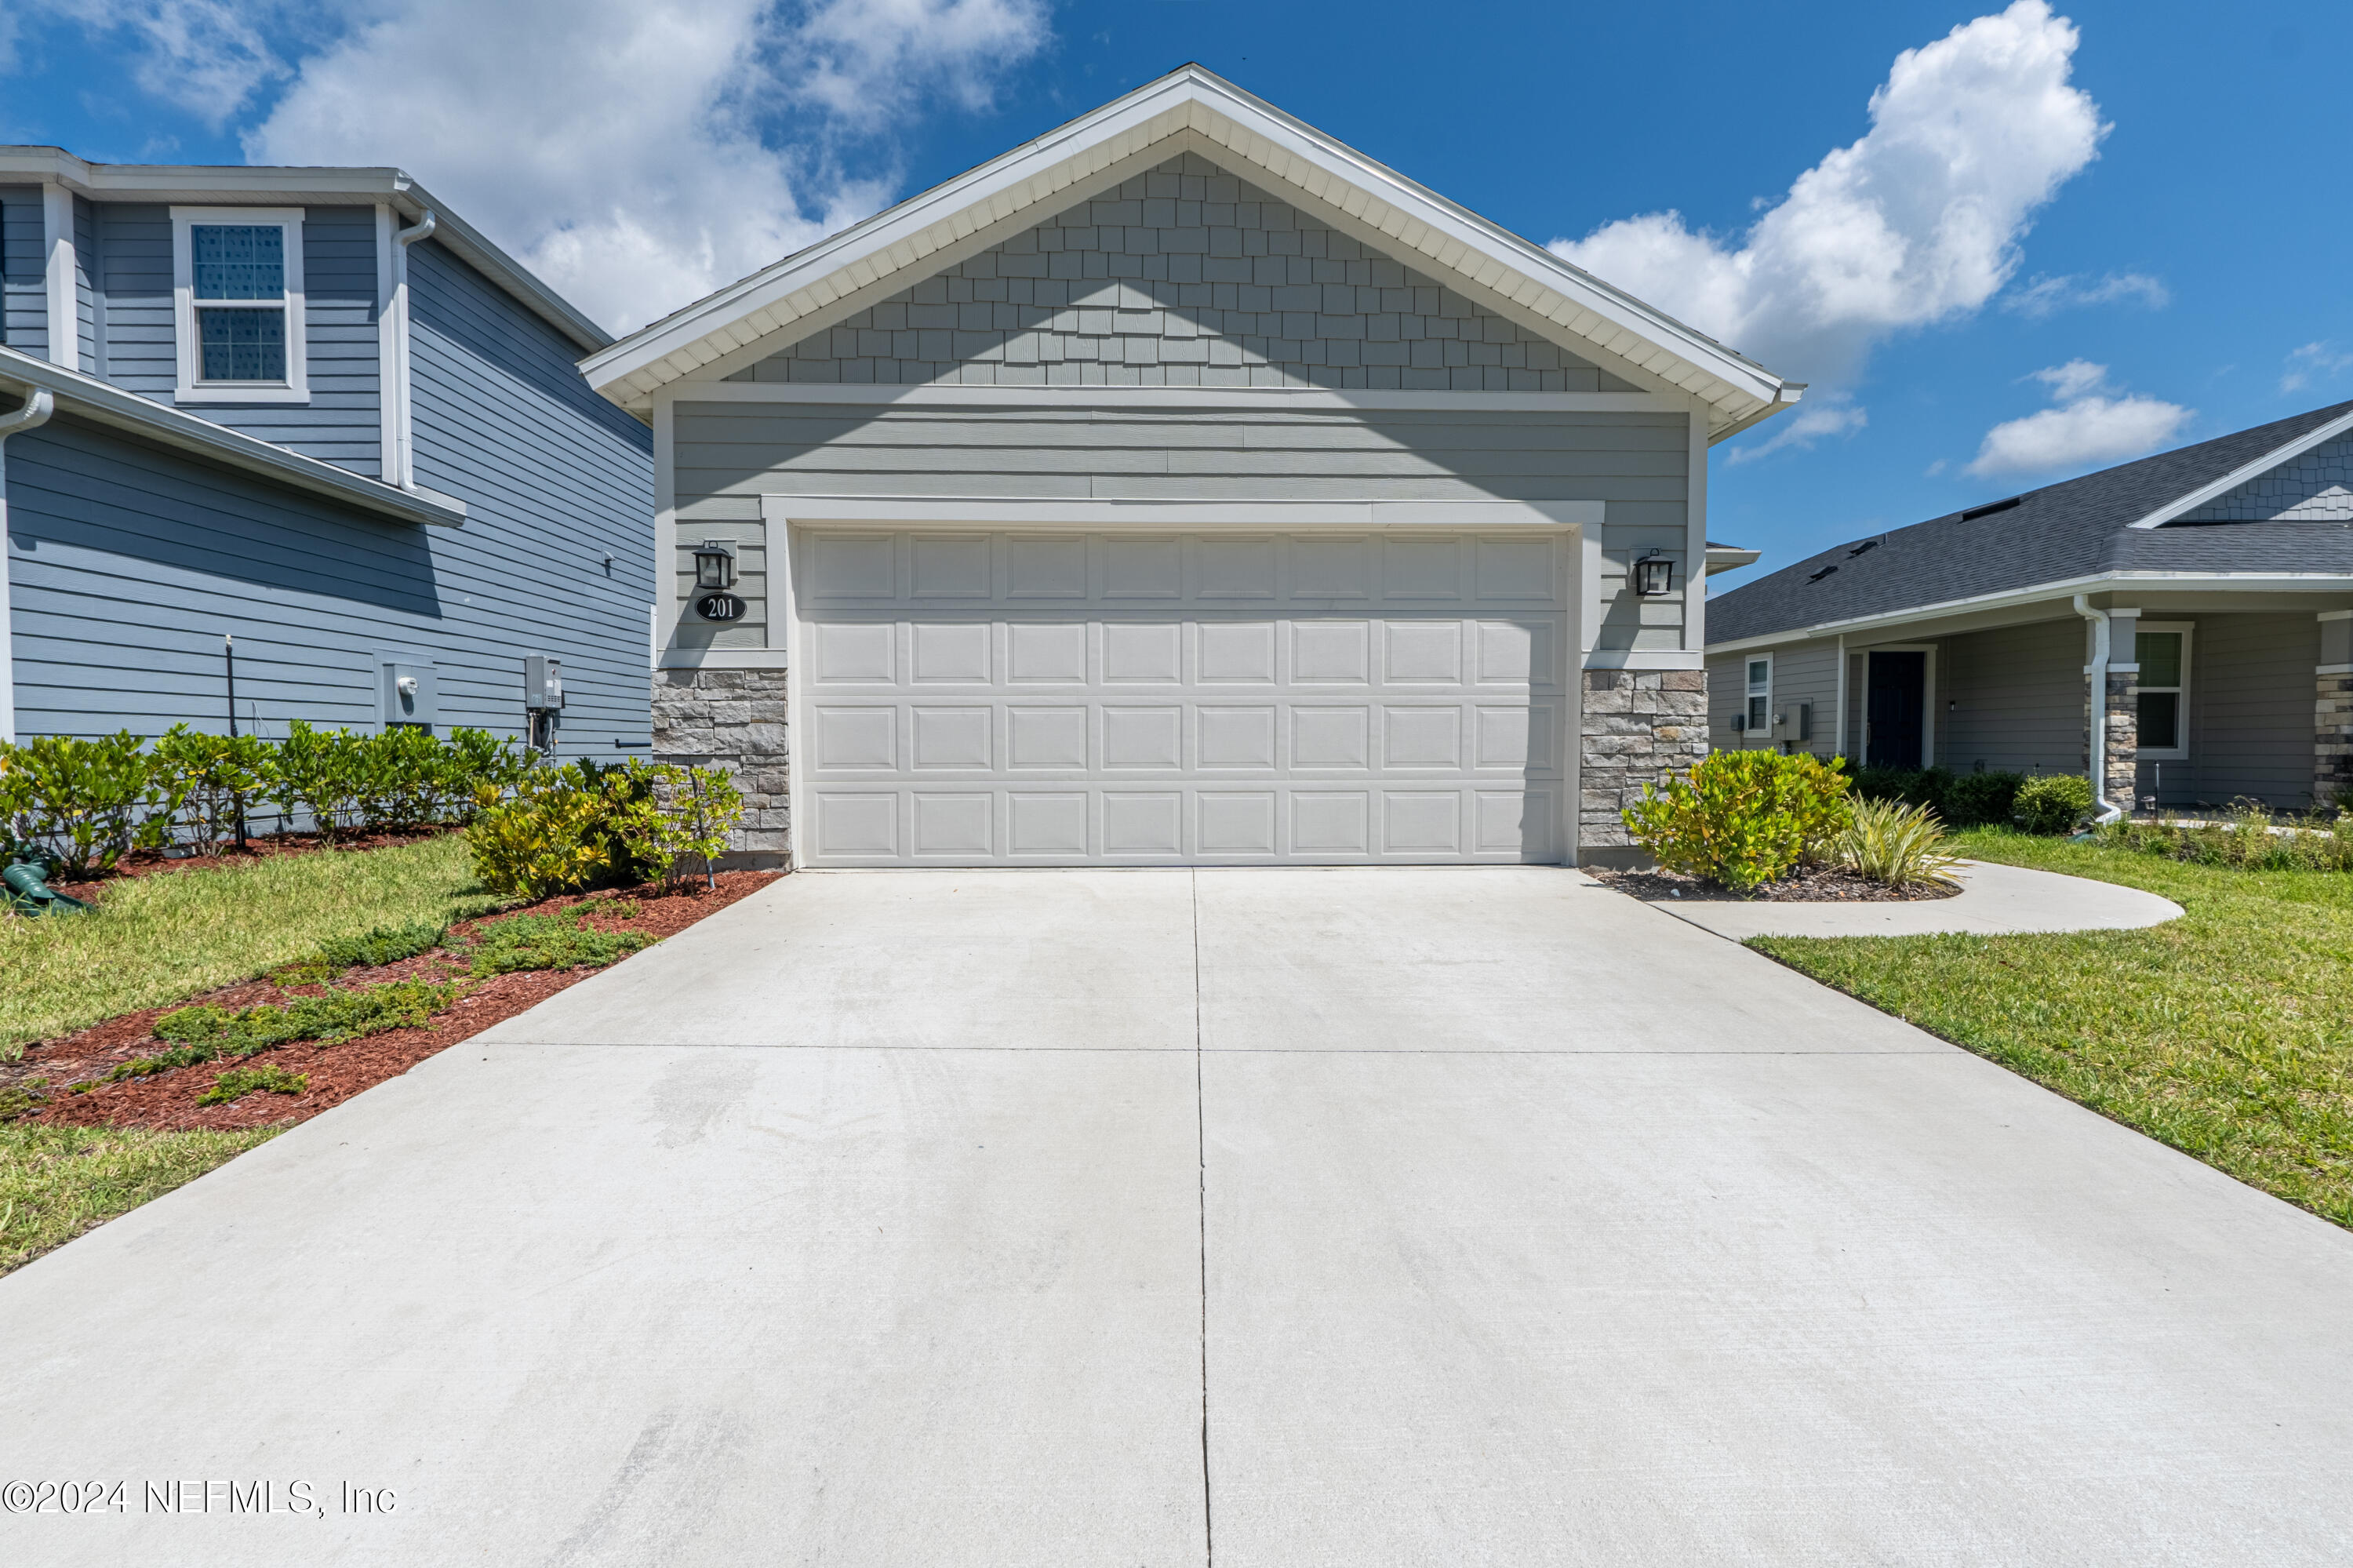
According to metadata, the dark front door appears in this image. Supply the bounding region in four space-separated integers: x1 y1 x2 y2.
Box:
1866 650 1926 769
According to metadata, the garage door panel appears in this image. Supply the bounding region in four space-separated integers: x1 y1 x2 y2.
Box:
796 529 1569 867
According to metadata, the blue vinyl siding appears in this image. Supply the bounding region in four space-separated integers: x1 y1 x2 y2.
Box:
2 186 45 358
7 408 649 757
401 238 654 752
98 203 173 398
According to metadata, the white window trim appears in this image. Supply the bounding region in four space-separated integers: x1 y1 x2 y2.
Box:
173 206 308 405
2133 620 2192 761
1744 653 1773 745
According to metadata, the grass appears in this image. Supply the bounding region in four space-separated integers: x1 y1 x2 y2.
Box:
1753 826 2353 1228
0 1123 282 1275
0 834 500 1061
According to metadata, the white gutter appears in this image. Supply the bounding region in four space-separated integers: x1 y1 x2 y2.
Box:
0 346 464 528
380 209 437 489
0 387 58 741
2073 593 2124 824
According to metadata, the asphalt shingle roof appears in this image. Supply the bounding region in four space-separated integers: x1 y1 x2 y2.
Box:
1708 401 2353 646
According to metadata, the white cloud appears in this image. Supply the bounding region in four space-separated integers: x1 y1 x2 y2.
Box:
2002 270 2169 318
236 0 1050 333
13 1 301 123
2280 340 2353 397
1725 394 1867 465
1968 360 2189 476
1548 1 2105 386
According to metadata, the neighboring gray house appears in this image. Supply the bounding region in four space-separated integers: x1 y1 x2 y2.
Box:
0 148 653 755
584 65 1800 868
1707 402 2353 815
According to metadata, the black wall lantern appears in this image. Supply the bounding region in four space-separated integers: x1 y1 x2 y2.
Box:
1632 551 1674 596
693 539 737 591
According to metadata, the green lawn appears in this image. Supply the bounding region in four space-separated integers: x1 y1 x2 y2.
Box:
1 1123 282 1275
1754 828 2353 1228
0 834 500 1060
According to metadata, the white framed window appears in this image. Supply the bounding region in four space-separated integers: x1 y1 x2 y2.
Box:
2134 622 2191 761
1745 655 1772 740
173 207 307 403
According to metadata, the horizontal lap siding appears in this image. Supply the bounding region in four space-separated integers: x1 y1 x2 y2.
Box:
406 238 655 754
2178 613 2317 807
72 195 96 373
673 402 1689 653
1707 640 1835 756
1939 619 2084 776
194 207 381 473
99 205 173 397
2 187 44 358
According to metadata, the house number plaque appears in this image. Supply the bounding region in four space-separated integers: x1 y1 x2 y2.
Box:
695 592 747 621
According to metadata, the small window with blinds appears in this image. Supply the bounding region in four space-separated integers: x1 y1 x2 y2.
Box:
172 208 308 402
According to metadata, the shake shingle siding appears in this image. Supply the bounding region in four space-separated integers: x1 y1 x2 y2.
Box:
1711 402 2353 645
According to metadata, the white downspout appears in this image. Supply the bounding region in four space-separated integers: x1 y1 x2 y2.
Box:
384 209 436 489
2073 593 2124 824
0 387 59 742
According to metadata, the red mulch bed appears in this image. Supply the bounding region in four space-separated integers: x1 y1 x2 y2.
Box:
1593 865 1965 903
46 828 464 900
5 870 780 1133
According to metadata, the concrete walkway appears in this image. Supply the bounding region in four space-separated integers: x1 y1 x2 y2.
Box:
3 868 2350 1565
1651 858 2186 940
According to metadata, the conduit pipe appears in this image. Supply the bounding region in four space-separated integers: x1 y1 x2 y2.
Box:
0 385 56 743
2074 592 2126 824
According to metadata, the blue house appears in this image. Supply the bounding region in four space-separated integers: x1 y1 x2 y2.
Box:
0 147 653 756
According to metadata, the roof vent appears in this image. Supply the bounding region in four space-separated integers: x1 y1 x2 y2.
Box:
1807 564 1839 584
1846 539 1880 558
1959 496 2022 521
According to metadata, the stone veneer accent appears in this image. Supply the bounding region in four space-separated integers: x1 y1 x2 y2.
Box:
2318 670 2353 809
1580 668 1708 865
2089 670 2138 812
652 668 791 869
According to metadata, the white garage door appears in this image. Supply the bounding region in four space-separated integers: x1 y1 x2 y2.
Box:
791 529 1570 866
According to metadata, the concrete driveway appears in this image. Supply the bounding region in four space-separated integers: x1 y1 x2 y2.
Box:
5 868 2351 1564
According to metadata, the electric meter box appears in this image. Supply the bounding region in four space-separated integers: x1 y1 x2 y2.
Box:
524 654 565 711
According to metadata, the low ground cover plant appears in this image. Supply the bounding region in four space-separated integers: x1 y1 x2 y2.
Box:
98 980 464 1084
463 908 659 976
1622 751 1853 893
196 1064 309 1108
2100 799 2353 871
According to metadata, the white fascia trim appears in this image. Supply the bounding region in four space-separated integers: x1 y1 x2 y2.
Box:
2 146 610 353
674 382 1682 415
758 496 1602 530
0 344 464 527
42 184 77 368
2129 406 2353 529
1706 569 2353 654
584 67 1794 427
171 206 309 405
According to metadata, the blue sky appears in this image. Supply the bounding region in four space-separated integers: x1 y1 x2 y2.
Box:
4 0 2347 585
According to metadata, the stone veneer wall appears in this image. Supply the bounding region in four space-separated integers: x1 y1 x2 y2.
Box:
2318 670 2353 808
2090 670 2138 811
1580 668 1708 866
652 669 791 869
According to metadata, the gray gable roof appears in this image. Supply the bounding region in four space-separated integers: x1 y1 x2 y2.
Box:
1710 401 2353 645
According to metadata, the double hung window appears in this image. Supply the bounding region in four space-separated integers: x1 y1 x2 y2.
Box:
1746 657 1772 736
2134 624 2191 760
173 208 307 402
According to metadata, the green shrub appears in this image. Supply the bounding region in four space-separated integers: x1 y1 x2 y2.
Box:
151 726 271 857
196 1064 308 1107
2011 773 2097 835
0 733 178 876
464 909 657 977
467 766 636 900
1942 770 2026 828
1835 797 1962 888
1623 751 1853 894
1850 765 1954 814
144 979 460 1067
615 762 748 889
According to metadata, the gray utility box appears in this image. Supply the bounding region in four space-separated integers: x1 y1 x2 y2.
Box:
380 657 439 729
524 654 565 711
